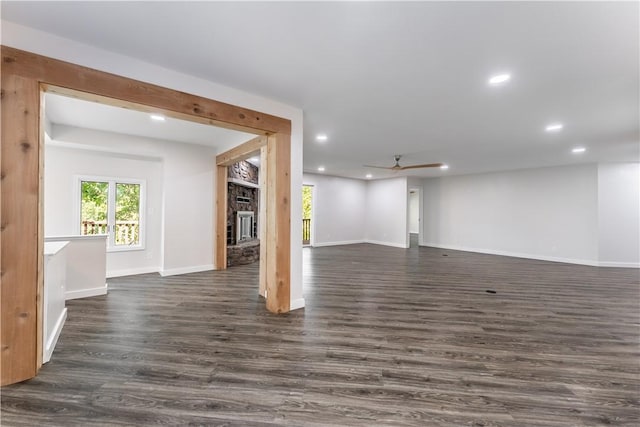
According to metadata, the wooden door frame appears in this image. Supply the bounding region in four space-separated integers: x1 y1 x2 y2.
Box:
1 46 292 386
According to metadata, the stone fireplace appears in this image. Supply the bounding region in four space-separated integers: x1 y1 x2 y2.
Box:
227 160 260 267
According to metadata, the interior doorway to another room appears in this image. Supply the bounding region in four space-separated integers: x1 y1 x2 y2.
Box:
302 184 314 246
408 188 422 248
43 91 254 280
226 158 262 268
2 46 295 386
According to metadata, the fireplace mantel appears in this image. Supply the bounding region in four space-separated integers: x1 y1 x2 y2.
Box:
228 177 260 189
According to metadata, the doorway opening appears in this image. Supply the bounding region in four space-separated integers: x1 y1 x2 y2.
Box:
302 184 313 246
2 46 294 385
43 90 253 278
226 158 262 268
40 89 257 367
408 187 422 248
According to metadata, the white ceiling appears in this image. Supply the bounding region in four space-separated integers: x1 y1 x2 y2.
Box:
44 93 255 153
3 1 638 179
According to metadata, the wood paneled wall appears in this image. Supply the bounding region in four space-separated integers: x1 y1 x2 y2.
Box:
0 46 292 386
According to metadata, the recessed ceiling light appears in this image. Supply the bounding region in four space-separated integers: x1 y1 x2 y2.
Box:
150 114 165 121
545 123 563 132
317 166 325 172
366 174 372 179
572 147 586 154
488 73 511 85
316 134 328 142
440 164 449 170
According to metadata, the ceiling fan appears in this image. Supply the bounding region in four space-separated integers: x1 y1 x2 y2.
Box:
364 155 443 171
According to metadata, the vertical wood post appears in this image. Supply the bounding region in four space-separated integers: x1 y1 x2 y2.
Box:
265 133 291 313
36 89 46 371
215 165 228 270
0 46 293 385
1 74 41 385
258 146 267 297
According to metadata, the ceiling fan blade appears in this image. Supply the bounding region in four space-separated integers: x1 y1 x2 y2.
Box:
399 163 444 170
363 165 394 170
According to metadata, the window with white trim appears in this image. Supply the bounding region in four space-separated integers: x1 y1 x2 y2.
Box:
77 176 145 251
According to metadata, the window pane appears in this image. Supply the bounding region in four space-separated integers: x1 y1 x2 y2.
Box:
80 181 109 235
115 183 140 246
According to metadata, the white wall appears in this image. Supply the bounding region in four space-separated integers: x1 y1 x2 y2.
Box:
598 163 640 267
408 191 420 234
422 164 600 265
305 164 638 268
43 241 68 363
47 125 222 276
45 235 108 299
301 174 416 249
155 139 217 275
302 174 367 246
366 177 409 248
2 20 304 308
45 140 164 276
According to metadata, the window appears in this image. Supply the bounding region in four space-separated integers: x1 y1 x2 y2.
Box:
77 176 145 251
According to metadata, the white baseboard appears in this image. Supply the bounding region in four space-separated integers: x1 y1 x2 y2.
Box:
66 283 108 300
290 298 305 311
107 266 159 278
160 264 214 277
43 308 67 363
421 242 601 266
599 261 640 268
313 240 365 247
365 239 409 249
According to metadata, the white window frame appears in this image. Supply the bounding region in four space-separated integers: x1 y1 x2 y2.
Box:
74 175 146 252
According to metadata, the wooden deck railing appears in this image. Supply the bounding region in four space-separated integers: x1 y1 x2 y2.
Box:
81 220 139 245
302 218 311 245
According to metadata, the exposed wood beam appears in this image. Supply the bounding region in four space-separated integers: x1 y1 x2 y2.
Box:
215 166 228 270
1 74 41 385
1 45 295 386
214 135 269 271
265 133 291 313
259 146 267 297
3 47 291 135
37 88 46 370
216 135 267 166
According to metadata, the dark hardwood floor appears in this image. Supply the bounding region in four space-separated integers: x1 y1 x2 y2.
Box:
1 244 639 426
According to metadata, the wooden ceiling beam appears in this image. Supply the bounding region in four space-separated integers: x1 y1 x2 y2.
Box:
2 46 291 136
216 135 267 166
1 45 294 387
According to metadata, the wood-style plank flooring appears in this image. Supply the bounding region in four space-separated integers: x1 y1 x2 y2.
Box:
1 242 639 426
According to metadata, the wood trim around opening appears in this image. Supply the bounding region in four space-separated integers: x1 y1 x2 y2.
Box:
265 133 291 314
215 136 268 272
3 46 291 136
0 45 293 386
215 166 228 270
1 73 41 386
216 135 267 166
